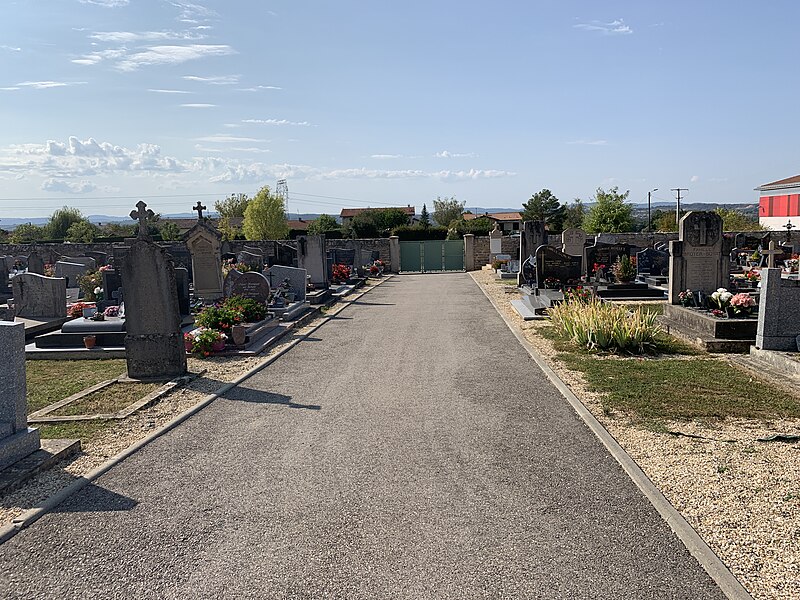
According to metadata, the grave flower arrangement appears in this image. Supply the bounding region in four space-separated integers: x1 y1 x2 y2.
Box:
543 277 561 289
331 263 351 283
592 262 606 276
185 328 227 357
611 255 636 283
43 263 55 277
563 286 592 304
729 293 756 316
745 269 760 284
78 270 104 301
710 287 733 309
103 305 120 318
222 259 252 277
710 309 725 318
785 254 799 272
677 289 695 307
222 295 267 323
68 301 95 318
194 305 242 333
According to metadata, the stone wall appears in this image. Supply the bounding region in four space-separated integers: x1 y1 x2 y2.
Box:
325 238 391 265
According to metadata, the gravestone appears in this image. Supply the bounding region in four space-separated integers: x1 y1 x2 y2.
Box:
637 248 670 277
27 251 45 275
0 321 41 471
756 268 800 350
101 269 123 305
185 220 224 300
518 221 547 285
85 251 108 266
13 256 28 271
734 232 770 251
297 235 328 288
489 224 503 258
243 245 265 258
174 267 190 315
0 259 8 292
122 202 186 380
561 228 587 257
237 250 264 271
11 274 67 319
265 265 307 303
54 261 92 288
583 241 633 278
668 211 729 304
535 246 582 289
61 256 97 270
223 269 271 303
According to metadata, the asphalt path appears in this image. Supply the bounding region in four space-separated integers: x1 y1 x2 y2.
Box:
0 274 724 598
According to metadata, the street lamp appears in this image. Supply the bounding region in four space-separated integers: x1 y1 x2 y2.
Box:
647 188 658 233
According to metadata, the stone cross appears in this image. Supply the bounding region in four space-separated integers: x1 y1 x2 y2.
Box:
762 241 782 269
784 220 796 243
193 201 207 220
130 201 155 239
693 218 708 246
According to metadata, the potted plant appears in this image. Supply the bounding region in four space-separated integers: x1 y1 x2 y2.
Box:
677 289 695 307
188 328 227 357
83 335 96 349
611 255 636 283
710 288 733 311
727 293 756 318
543 277 561 289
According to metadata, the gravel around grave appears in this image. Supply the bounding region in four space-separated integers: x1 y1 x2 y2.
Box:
0 285 374 531
471 268 800 600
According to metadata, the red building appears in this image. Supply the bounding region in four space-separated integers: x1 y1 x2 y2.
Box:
756 174 800 230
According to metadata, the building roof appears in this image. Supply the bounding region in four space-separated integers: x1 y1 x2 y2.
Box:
340 206 415 218
756 174 800 191
287 219 309 230
463 211 522 222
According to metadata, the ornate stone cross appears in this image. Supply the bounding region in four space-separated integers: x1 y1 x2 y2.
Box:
762 241 783 269
784 220 796 243
193 201 207 220
129 200 155 239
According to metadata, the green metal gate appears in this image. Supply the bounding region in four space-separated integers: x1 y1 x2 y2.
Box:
400 240 464 273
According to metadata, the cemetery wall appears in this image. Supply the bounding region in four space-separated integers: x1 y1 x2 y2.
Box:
325 238 391 265
473 236 520 266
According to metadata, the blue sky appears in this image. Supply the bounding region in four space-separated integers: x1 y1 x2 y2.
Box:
1 1 799 219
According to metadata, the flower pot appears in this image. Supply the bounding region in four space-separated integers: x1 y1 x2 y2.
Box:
212 339 226 353
184 339 194 353
83 335 96 349
231 325 246 346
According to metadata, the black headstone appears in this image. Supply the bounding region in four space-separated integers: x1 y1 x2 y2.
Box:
535 246 582 289
636 248 669 277
583 242 633 278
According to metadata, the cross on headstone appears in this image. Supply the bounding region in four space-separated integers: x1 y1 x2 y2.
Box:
129 200 155 239
193 201 207 220
693 218 709 246
762 241 783 269
784 220 796 243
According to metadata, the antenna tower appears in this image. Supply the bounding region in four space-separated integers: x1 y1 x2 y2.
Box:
276 179 289 217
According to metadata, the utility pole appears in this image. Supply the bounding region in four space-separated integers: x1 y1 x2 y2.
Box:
276 179 289 217
647 188 658 233
671 188 688 227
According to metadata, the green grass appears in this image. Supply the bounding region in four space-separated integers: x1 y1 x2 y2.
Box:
49 382 160 417
26 359 127 413
537 323 699 356
621 302 665 316
559 353 800 422
38 420 110 442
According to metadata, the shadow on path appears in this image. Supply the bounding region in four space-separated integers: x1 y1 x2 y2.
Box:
52 484 138 513
222 386 322 411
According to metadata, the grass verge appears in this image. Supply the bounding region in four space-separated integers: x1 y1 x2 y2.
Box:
26 359 127 413
49 382 161 417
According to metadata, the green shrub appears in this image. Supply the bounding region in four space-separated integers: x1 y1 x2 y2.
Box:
222 295 267 323
392 225 448 240
548 298 661 354
195 305 243 334
447 216 493 239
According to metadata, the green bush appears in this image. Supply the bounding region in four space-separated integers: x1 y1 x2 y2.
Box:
548 298 661 354
447 216 493 239
392 226 448 241
222 295 267 323
195 305 243 334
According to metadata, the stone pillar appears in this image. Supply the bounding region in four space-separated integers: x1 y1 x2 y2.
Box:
756 268 800 350
489 225 502 262
389 236 400 273
0 321 41 471
464 234 476 271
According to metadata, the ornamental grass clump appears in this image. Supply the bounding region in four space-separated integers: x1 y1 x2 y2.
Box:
548 298 661 354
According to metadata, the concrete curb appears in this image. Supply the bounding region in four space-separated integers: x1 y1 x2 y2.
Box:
0 276 393 546
470 274 753 600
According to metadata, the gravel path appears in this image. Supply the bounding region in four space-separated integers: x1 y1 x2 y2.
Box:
0 273 722 598
471 268 800 600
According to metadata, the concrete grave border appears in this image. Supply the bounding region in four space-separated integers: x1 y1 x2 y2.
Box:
470 273 752 600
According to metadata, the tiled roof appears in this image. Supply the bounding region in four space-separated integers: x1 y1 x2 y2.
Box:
757 174 800 191
463 211 522 222
340 206 415 218
287 219 309 230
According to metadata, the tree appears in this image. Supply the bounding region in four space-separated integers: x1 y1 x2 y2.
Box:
242 186 289 240
346 208 410 238
307 214 340 236
65 220 98 243
652 210 678 232
420 204 431 228
714 208 765 231
159 221 182 241
447 216 493 239
215 193 250 240
45 206 84 240
9 223 45 243
100 222 136 238
562 199 586 230
521 189 564 231
582 187 634 233
433 196 465 227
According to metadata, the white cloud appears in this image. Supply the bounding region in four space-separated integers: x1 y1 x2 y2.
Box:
435 150 477 158
242 118 311 126
0 87 20 91
180 103 216 108
1 45 21 52
195 145 271 154
690 175 700 183
183 74 239 85
89 30 205 43
14 81 87 89
79 0 129 7
148 88 192 94
574 19 633 35
567 139 608 146
41 179 97 194
194 134 266 143
236 85 282 92
371 154 403 159
168 2 218 22
114 45 235 71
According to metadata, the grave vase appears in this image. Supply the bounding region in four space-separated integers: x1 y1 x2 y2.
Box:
231 325 246 346
212 339 226 353
83 335 96 349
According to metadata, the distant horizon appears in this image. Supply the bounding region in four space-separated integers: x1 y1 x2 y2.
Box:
1 2 797 218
